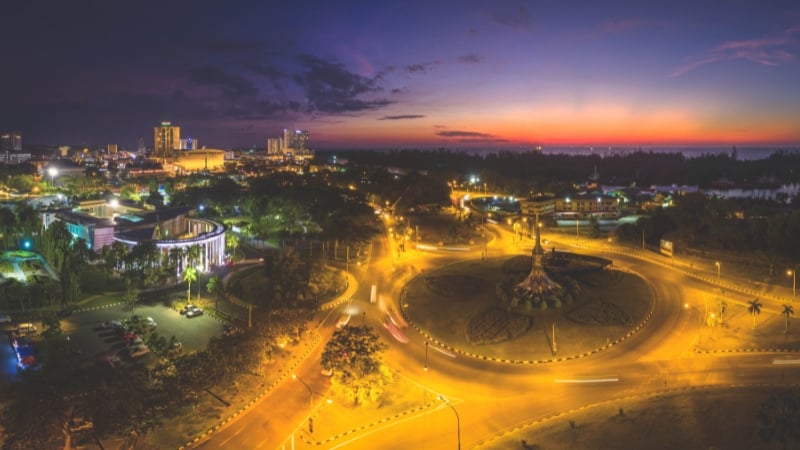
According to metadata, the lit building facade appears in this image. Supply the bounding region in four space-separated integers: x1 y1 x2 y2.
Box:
154 121 180 158
1 132 22 151
283 129 309 155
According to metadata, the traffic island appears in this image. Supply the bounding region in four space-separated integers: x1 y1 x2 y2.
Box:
402 253 653 362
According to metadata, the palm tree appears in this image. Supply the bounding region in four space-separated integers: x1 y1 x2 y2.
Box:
748 298 763 329
206 275 224 313
782 304 794 334
183 267 197 305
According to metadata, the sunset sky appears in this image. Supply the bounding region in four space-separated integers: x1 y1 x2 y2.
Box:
1 1 799 150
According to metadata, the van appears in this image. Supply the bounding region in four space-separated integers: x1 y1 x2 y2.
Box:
17 323 37 335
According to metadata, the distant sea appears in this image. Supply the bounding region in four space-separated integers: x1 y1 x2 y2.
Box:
502 146 798 161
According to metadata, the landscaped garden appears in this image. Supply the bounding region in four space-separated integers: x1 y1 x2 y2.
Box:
403 252 653 361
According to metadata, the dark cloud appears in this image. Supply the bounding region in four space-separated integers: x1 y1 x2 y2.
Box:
378 114 425 120
187 66 259 98
436 130 508 143
405 61 440 73
491 6 533 30
293 55 391 114
458 53 482 64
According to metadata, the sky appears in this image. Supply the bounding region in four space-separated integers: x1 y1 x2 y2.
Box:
1 0 799 150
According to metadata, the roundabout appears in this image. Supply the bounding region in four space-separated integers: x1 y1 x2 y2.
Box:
401 252 654 362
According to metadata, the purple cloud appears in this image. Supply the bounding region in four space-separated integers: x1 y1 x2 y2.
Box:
671 28 799 77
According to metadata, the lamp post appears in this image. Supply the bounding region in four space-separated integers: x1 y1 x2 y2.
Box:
788 266 798 297
438 395 461 450
424 340 429 372
715 261 721 279
47 167 58 187
292 374 330 434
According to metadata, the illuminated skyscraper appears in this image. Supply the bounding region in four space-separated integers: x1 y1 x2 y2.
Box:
154 121 180 158
267 137 283 155
283 129 309 155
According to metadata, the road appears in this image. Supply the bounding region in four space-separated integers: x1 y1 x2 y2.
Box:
196 213 800 450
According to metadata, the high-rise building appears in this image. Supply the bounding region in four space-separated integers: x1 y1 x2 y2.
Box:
154 121 180 158
283 129 309 155
107 144 118 154
267 137 283 155
138 137 146 155
1 132 22 151
179 137 198 150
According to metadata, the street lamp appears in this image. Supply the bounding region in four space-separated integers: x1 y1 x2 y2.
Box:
292 374 331 434
715 261 720 279
424 340 429 372
788 265 798 297
438 395 461 450
47 167 58 187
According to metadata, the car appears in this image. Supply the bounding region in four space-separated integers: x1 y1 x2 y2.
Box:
224 324 243 336
12 336 33 350
0 314 11 324
16 323 37 335
335 313 351 329
167 341 183 356
101 320 123 329
129 315 157 330
321 368 333 377
128 344 150 358
179 304 198 315
185 306 204 318
122 333 141 346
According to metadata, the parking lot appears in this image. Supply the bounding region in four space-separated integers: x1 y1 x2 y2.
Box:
0 303 226 381
65 303 225 359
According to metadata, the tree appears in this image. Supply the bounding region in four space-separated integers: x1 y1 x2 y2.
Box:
782 305 794 334
321 325 389 406
206 275 224 313
226 233 240 260
183 267 197 305
125 279 141 317
321 325 386 379
748 298 763 329
758 390 800 450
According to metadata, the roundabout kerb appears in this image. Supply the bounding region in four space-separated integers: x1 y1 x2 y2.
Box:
399 252 657 364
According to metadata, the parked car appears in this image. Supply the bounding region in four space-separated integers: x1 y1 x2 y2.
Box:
128 315 157 330
224 324 243 337
0 314 11 324
122 333 141 346
102 320 123 330
179 304 198 315
16 323 37 336
167 341 183 356
185 306 204 318
128 344 150 358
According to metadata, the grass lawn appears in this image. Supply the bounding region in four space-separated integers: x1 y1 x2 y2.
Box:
484 386 799 450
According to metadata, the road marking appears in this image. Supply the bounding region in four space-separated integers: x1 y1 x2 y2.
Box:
554 377 619 383
772 359 800 365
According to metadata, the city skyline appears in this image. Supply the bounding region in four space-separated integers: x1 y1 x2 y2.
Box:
1 1 799 150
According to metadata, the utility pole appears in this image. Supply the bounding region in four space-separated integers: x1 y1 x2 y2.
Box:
552 322 557 355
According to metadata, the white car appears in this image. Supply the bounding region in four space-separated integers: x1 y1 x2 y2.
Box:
0 314 11 324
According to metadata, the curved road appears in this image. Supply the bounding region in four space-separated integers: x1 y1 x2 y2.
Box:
195 216 800 450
